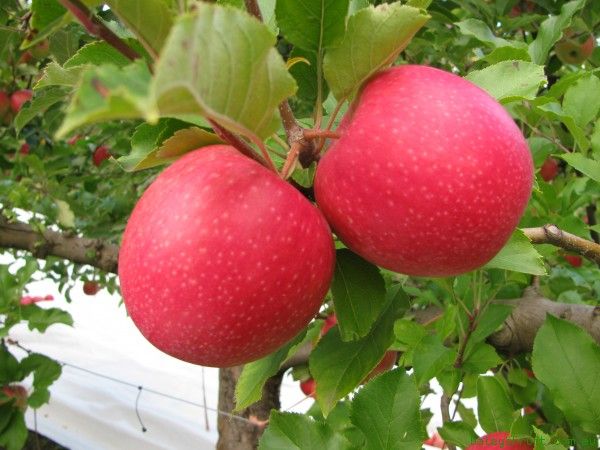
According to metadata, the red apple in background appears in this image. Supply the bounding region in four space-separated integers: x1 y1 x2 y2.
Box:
10 90 33 113
539 158 559 182
20 294 54 305
320 313 337 337
19 143 30 155
1 385 28 411
93 145 111 166
118 146 335 367
564 254 582 268
362 351 397 383
0 91 9 119
83 281 100 295
67 134 81 145
424 432 445 448
467 432 532 450
300 378 316 398
30 39 50 59
555 31 596 65
315 65 533 277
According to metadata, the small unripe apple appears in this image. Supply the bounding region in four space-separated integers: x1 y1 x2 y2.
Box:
92 145 111 166
315 65 533 277
555 31 595 65
563 254 582 268
299 378 316 398
10 90 33 113
119 146 335 367
83 281 100 296
467 432 532 450
1 385 28 411
539 158 559 182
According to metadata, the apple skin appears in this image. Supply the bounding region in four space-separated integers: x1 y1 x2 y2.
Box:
539 158 559 182
361 351 397 383
467 432 532 450
10 90 33 113
93 145 111 166
1 385 28 411
83 281 100 295
300 378 316 398
556 33 595 65
118 146 335 367
20 294 54 305
315 65 533 277
564 254 582 268
424 432 445 448
19 143 30 155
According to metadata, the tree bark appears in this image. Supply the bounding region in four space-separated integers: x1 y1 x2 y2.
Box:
217 367 282 450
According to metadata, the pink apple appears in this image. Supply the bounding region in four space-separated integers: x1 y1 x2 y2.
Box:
361 351 397 383
92 145 111 166
539 158 559 182
20 294 54 305
467 432 532 450
424 432 445 448
315 65 533 277
1 384 28 411
10 90 32 113
118 145 335 367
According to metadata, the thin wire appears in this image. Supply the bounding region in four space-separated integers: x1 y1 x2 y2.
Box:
135 386 147 432
201 367 210 431
6 340 256 427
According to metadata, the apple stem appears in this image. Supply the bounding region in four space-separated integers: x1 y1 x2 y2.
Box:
303 129 341 140
208 119 271 168
280 141 302 180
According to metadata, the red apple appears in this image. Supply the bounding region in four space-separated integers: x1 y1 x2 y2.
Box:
315 65 533 277
564 254 582 268
539 158 559 182
1 385 28 411
300 378 316 398
362 351 397 383
83 281 100 296
424 432 446 448
67 134 81 145
93 145 111 166
467 432 532 450
320 313 337 337
20 294 54 305
118 146 335 367
19 143 30 155
0 91 9 119
556 32 596 65
10 90 33 113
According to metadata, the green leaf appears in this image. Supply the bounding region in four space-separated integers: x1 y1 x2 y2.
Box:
532 315 600 434
534 100 589 151
457 19 526 50
117 120 223 172
469 304 512 345
477 376 515 434
412 334 455 386
30 0 66 31
310 298 400 415
35 62 84 89
528 0 587 65
258 411 349 450
465 60 546 103
350 369 423 450
64 41 133 69
438 421 479 449
56 60 156 138
457 402 478 429
235 324 320 411
48 28 82 65
288 47 329 115
559 153 600 183
21 306 73 333
462 342 502 374
562 75 600 128
0 412 27 450
484 230 546 275
152 4 296 140
331 249 386 341
323 3 429 100
275 0 349 51
393 319 427 347
106 0 173 58
14 87 67 135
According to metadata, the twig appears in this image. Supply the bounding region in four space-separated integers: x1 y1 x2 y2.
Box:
440 394 457 450
303 129 341 140
523 224 600 265
207 119 268 168
244 0 263 20
57 0 141 63
586 204 599 244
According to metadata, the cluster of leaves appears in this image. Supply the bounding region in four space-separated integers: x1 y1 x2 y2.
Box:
0 0 600 449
